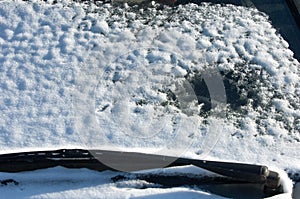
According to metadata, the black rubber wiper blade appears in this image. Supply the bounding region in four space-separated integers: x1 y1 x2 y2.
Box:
0 149 280 189
0 149 285 198
0 149 108 172
111 173 282 199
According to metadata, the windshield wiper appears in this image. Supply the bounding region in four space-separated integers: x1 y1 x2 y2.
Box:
0 149 282 198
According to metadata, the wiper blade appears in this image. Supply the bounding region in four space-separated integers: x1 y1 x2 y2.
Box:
0 149 285 198
0 149 280 188
0 149 102 172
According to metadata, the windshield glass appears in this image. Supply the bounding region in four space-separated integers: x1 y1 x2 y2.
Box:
0 0 299 198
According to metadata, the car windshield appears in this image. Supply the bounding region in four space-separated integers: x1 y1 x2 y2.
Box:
0 0 299 198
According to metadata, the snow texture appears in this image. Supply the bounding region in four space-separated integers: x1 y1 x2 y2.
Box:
0 0 299 198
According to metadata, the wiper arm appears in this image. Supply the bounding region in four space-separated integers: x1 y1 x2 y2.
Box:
0 149 280 188
0 149 104 172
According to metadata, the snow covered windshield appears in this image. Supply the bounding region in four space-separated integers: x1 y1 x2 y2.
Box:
0 0 299 198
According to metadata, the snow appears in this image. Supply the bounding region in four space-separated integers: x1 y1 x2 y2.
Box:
0 0 299 198
0 166 227 199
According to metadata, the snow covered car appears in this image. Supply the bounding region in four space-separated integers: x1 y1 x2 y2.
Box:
0 0 299 198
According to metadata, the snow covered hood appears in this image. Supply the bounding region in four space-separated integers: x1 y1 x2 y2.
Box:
0 0 299 198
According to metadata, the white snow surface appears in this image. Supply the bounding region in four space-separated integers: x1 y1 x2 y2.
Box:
0 0 300 198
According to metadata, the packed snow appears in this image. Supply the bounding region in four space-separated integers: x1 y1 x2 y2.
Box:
0 0 299 198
